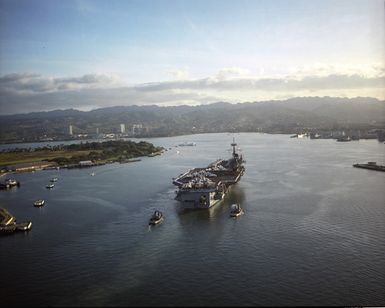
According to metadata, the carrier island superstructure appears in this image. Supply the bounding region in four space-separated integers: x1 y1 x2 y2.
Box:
172 139 245 209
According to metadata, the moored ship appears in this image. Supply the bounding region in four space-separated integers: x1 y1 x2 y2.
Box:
173 139 245 209
353 161 385 172
0 178 20 189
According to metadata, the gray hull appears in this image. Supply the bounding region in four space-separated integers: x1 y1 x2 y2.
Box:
176 189 225 209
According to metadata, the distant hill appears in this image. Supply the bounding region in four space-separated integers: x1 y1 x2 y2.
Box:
0 97 384 143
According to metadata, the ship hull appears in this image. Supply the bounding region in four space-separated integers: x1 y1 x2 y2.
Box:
173 139 245 210
176 189 226 209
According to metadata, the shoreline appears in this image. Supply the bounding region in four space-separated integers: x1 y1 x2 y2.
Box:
0 152 163 176
0 130 384 147
0 140 163 170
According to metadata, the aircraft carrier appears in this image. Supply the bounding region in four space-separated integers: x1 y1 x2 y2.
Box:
172 139 245 209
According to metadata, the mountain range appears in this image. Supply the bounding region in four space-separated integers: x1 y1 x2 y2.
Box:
0 96 384 143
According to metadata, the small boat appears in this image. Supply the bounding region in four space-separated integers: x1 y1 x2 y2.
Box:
230 203 244 217
5 179 18 186
0 221 32 234
353 162 385 172
16 221 32 231
149 210 164 225
33 199 45 207
50 177 58 182
90 172 95 176
336 136 352 142
46 183 54 189
148 152 161 157
119 159 141 164
2 178 20 188
178 142 196 146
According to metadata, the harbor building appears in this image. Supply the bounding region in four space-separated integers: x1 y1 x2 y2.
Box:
132 124 143 135
120 124 125 134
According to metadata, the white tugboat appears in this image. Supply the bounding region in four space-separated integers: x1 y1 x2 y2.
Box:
149 210 164 225
33 199 45 207
230 203 244 217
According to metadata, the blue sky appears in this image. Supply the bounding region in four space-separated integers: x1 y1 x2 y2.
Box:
0 0 384 114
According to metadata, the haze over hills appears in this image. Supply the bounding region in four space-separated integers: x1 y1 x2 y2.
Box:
0 97 384 144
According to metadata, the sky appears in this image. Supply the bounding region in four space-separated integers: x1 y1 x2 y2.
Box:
0 0 384 114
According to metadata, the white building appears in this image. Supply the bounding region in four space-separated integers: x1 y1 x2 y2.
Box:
120 124 125 134
79 160 93 166
69 125 73 135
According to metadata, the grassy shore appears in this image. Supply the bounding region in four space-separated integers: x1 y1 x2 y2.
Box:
0 140 163 168
0 150 96 166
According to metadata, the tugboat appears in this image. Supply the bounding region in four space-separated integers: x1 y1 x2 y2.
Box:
33 199 45 207
149 210 164 225
230 203 244 217
15 221 32 231
336 131 351 142
337 136 351 142
178 142 196 146
46 183 54 189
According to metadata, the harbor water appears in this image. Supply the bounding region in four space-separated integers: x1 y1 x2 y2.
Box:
1 133 384 306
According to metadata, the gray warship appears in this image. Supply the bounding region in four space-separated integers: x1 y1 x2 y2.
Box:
172 139 245 209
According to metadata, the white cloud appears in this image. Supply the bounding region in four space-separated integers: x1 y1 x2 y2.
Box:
0 69 384 114
215 67 250 81
289 62 385 79
167 69 190 80
0 73 122 94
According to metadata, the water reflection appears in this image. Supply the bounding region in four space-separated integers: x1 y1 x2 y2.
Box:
225 185 246 205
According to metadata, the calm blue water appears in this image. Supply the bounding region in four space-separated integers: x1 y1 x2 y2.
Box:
1 133 384 306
